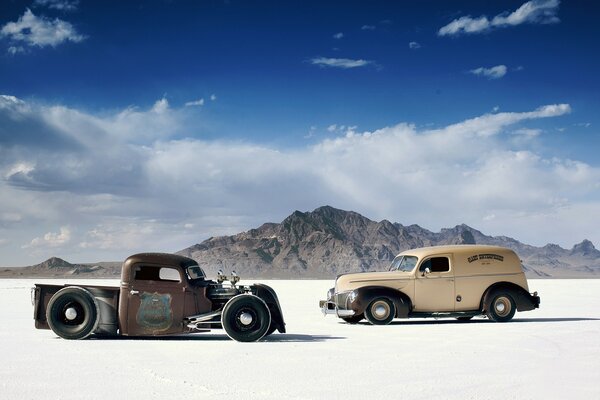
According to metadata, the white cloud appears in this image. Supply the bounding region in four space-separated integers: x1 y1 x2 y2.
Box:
492 106 500 113
185 98 205 107
409 41 421 49
210 94 217 101
439 0 560 36
469 65 508 79
0 9 85 48
513 128 542 137
361 25 375 30
2 94 598 265
310 57 373 69
34 0 79 11
23 227 70 249
7 46 25 55
333 32 344 39
327 124 337 132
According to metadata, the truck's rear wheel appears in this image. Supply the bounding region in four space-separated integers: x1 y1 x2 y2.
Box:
46 287 99 340
222 295 271 342
486 292 516 322
365 298 395 325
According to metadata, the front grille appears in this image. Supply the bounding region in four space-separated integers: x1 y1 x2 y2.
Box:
334 291 351 309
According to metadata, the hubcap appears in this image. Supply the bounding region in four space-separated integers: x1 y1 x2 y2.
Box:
239 312 253 326
374 305 387 317
494 297 511 317
64 307 78 321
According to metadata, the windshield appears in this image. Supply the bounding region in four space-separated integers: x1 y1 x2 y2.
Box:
186 265 206 280
388 255 418 272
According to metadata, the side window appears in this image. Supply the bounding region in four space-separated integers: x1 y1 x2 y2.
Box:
419 257 450 273
134 266 181 282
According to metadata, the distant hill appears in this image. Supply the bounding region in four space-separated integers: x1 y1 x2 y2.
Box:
177 206 600 279
3 206 599 279
0 257 121 278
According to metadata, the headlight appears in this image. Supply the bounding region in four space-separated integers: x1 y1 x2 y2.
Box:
348 290 357 303
327 288 334 301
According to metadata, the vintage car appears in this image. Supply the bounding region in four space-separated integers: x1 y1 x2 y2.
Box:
320 245 540 324
32 253 285 342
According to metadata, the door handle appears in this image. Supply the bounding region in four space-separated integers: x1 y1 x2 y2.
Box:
130 290 140 295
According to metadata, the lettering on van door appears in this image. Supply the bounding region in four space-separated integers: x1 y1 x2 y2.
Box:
468 254 504 263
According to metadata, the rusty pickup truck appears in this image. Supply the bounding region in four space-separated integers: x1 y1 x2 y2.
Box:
32 253 285 342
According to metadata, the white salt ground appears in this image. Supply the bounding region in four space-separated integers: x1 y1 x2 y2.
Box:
0 279 598 400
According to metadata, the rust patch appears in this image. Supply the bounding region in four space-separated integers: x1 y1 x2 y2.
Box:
136 292 173 332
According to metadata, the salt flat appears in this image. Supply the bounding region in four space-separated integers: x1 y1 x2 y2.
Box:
1 279 598 400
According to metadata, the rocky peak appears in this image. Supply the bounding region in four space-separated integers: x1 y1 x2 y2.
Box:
571 239 599 256
34 257 74 270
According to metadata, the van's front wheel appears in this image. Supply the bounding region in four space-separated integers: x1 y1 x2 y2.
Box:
365 298 395 325
486 292 516 322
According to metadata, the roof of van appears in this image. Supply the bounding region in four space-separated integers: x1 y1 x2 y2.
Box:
398 245 515 258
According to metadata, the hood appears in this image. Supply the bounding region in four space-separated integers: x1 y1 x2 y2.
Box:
335 270 412 293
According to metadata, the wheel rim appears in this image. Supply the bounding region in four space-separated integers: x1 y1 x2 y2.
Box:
494 297 511 317
371 300 390 320
59 301 85 326
239 312 254 326
234 307 258 331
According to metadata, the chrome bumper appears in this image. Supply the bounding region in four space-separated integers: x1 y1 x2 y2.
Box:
319 300 355 317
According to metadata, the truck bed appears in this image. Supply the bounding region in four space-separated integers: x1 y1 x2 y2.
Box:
33 284 120 334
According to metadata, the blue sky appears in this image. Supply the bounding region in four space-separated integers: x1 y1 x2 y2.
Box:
0 0 599 265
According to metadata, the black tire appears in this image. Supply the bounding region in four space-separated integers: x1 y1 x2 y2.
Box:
365 298 395 325
342 314 364 324
222 295 271 342
486 291 516 322
456 316 473 322
46 287 99 340
265 323 277 336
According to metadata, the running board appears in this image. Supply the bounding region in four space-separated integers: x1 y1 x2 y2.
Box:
409 311 481 319
185 310 222 329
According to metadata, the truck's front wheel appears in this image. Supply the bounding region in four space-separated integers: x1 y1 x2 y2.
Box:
46 287 99 340
222 295 271 342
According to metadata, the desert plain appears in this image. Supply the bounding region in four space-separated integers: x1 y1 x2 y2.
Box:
1 278 599 400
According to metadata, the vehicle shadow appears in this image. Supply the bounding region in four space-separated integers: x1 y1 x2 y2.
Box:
352 317 600 326
90 333 345 342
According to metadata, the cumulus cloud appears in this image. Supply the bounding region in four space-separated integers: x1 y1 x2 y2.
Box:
1 94 598 265
34 0 79 11
185 98 205 107
210 94 217 101
23 227 70 249
310 57 373 69
439 0 560 36
361 25 375 30
0 9 85 48
409 41 421 49
469 65 508 79
333 32 344 39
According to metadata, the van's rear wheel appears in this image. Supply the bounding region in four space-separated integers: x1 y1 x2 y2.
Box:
486 292 516 322
46 287 99 340
365 298 395 325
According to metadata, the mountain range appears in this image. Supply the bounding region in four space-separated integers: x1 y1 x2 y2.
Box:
177 206 600 278
3 206 599 278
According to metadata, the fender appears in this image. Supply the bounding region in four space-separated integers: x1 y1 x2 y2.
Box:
349 286 412 318
481 282 538 312
251 284 286 333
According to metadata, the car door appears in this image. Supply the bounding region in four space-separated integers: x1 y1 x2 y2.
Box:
126 265 186 335
413 255 455 312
